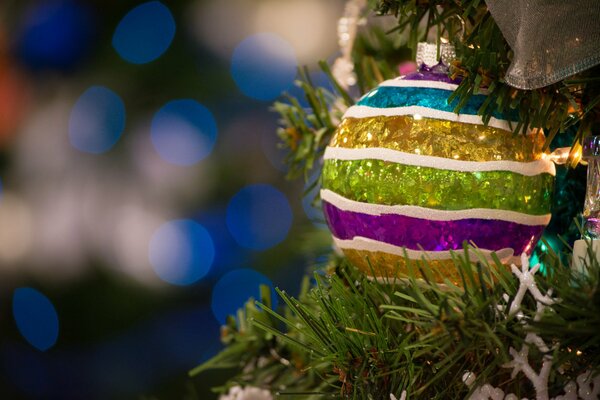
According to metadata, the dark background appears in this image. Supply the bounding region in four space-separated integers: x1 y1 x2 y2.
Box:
0 0 343 398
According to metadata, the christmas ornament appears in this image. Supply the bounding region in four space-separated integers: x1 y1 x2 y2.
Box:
572 135 600 272
331 0 366 89
219 386 273 400
321 43 555 282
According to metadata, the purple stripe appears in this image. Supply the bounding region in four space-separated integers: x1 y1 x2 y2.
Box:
323 201 543 254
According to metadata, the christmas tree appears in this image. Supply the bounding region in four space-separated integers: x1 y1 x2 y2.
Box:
192 1 600 399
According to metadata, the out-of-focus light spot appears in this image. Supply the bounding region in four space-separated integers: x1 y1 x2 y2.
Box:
15 0 95 71
226 184 292 250
16 95 74 175
531 235 562 276
211 269 276 324
69 86 125 154
189 0 341 64
149 219 215 285
24 183 86 281
253 0 340 63
151 100 217 166
112 1 175 64
12 288 59 351
231 33 297 101
131 123 215 201
0 194 33 265
196 211 250 279
529 252 540 267
0 65 30 145
113 203 167 286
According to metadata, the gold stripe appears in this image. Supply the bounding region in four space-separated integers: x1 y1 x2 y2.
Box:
330 116 545 163
343 249 510 286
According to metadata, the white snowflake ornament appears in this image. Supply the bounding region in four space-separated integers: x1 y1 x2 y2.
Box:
219 385 273 400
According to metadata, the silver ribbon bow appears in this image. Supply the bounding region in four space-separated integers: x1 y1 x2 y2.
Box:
486 0 600 89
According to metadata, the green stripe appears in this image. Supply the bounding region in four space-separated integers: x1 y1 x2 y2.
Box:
322 159 553 215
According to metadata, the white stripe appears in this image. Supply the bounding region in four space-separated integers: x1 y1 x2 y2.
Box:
321 189 551 226
333 236 520 264
378 78 460 92
343 105 517 132
323 147 556 177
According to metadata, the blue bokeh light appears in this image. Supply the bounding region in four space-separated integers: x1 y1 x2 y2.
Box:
112 1 175 64
12 288 59 351
195 211 251 279
231 33 298 101
15 0 95 71
149 219 215 285
151 100 217 166
69 86 126 154
211 269 277 324
226 184 292 251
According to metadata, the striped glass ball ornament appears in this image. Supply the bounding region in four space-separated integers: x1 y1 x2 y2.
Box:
321 66 555 283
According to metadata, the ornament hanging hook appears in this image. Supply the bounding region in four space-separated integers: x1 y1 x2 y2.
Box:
331 0 367 89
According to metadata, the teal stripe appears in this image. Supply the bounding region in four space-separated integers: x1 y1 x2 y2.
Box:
357 87 517 121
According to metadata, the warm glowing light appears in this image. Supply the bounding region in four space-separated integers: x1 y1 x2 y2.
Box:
523 236 536 254
0 194 33 264
253 0 339 62
189 0 340 64
569 142 583 167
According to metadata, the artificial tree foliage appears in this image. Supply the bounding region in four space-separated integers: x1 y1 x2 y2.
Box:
192 1 600 398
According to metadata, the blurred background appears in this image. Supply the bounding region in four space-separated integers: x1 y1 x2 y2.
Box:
0 0 344 398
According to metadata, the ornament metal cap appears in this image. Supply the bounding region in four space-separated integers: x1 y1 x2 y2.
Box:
416 42 456 67
582 135 600 159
